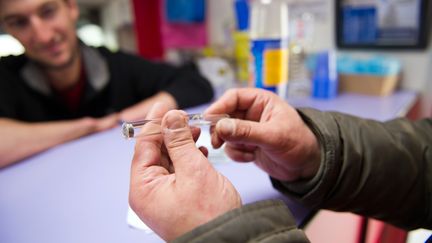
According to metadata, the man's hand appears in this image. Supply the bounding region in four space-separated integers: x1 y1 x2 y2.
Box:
80 113 120 133
129 104 241 241
205 88 321 182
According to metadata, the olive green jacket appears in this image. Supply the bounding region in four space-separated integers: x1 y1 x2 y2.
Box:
174 108 432 242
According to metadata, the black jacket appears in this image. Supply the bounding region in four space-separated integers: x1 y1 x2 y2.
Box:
0 44 213 121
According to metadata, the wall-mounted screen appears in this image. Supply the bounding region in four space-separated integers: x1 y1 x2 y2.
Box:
336 0 430 49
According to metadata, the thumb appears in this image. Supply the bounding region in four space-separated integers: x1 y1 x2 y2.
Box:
215 118 266 146
162 110 207 178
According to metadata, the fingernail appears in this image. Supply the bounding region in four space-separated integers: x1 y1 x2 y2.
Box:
166 112 187 130
218 118 235 134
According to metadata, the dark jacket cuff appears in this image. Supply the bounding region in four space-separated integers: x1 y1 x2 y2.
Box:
172 200 310 243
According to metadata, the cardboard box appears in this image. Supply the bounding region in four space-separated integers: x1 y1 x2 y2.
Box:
339 74 399 96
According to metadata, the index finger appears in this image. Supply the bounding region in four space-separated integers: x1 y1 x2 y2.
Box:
204 88 273 121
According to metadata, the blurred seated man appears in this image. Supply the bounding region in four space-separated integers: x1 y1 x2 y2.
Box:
0 0 213 168
129 88 431 242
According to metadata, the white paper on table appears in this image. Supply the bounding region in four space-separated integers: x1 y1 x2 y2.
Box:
127 206 154 233
196 126 229 164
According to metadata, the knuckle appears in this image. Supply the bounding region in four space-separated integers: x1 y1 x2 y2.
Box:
235 122 252 138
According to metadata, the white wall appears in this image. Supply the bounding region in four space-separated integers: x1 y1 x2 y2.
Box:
207 0 235 47
0 35 24 57
100 0 134 51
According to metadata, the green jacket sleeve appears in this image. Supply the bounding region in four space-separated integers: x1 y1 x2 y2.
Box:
273 108 432 230
173 200 310 243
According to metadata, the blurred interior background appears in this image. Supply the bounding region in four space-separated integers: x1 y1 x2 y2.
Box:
1 0 431 116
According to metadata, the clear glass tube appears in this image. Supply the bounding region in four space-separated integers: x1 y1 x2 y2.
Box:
121 113 229 140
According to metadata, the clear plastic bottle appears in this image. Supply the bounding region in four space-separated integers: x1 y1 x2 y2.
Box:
249 0 289 98
287 11 315 98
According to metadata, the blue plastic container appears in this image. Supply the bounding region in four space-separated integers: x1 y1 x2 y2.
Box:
312 51 338 99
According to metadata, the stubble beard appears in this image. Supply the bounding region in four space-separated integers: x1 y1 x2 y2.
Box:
33 40 80 71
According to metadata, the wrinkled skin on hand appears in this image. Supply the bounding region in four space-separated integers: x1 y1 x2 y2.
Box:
205 88 321 182
129 104 241 241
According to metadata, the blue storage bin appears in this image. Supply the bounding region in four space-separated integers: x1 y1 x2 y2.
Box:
165 0 206 23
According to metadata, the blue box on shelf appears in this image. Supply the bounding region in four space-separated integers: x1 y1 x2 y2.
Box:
312 51 338 99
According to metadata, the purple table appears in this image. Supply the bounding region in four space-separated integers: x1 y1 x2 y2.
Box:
288 91 417 121
0 91 417 243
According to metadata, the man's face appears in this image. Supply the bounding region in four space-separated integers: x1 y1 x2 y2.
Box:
0 0 80 69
